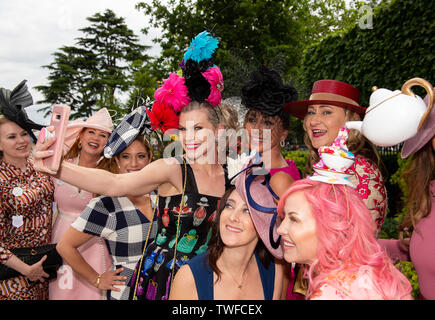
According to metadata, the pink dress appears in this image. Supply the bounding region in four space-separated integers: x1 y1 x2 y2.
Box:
269 159 301 181
310 266 412 300
49 159 112 300
379 180 435 300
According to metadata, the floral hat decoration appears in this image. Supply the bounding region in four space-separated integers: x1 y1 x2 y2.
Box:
146 31 223 133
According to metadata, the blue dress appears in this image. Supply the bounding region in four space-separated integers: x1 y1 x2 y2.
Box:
187 251 276 300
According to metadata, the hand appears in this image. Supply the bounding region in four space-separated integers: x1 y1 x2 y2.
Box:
33 126 57 175
24 255 49 282
96 268 127 292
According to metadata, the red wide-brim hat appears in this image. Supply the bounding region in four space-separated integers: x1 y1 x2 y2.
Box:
283 79 366 119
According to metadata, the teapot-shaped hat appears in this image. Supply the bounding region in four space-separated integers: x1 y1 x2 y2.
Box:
346 78 434 147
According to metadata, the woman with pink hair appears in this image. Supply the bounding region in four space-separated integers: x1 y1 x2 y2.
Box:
276 179 412 300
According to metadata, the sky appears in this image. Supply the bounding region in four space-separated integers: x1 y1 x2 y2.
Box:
0 0 161 125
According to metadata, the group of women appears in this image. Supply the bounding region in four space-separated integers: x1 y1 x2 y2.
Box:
0 32 433 301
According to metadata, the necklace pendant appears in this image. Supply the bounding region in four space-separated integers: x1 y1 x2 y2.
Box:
238 285 242 289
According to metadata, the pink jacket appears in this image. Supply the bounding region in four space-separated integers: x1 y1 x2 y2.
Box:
379 180 435 300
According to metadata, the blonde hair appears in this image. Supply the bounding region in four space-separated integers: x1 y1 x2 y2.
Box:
180 101 239 131
0 115 12 159
303 109 381 176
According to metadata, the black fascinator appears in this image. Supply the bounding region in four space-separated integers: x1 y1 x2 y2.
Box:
182 59 211 103
241 65 298 117
0 80 43 141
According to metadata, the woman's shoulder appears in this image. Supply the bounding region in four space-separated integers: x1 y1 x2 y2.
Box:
187 251 209 268
353 155 382 177
85 195 136 215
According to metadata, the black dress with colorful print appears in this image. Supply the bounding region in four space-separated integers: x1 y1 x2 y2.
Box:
130 158 228 300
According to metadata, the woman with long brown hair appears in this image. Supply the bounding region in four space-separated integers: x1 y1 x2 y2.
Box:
169 159 284 300
379 95 435 300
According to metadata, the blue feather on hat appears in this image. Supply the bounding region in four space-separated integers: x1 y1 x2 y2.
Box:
183 31 219 63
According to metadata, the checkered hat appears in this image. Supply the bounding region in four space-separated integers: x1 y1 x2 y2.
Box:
104 105 153 158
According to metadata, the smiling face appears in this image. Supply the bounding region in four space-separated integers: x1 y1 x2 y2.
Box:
0 120 32 164
244 109 287 153
277 191 318 265
115 140 151 174
219 189 258 249
179 107 218 162
78 127 110 157
304 104 346 149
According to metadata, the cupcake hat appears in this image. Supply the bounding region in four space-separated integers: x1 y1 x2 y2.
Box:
310 126 356 187
147 31 223 133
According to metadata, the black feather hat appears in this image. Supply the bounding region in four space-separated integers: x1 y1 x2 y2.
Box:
0 80 43 141
241 65 298 117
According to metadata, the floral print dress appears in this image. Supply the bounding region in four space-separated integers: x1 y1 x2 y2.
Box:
348 155 387 233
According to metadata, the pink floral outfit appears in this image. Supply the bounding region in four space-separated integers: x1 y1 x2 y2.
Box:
311 266 412 300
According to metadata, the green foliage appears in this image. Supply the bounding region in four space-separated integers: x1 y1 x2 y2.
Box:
35 9 151 119
389 154 412 220
300 0 434 106
135 0 372 97
396 261 420 299
282 149 309 175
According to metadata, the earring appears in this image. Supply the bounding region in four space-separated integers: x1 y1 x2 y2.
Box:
78 141 82 150
280 140 285 148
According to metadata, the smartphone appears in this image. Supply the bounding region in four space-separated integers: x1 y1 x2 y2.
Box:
43 105 71 173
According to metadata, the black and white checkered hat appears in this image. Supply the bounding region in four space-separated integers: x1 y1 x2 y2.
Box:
104 105 153 158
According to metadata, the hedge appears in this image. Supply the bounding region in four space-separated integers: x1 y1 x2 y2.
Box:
299 0 434 107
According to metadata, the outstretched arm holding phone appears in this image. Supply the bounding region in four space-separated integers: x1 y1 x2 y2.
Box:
33 126 182 197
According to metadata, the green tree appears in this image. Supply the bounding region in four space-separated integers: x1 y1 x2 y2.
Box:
135 0 382 101
36 9 151 119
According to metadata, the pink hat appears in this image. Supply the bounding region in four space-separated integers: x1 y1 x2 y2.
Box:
402 94 435 158
234 161 283 259
64 108 113 151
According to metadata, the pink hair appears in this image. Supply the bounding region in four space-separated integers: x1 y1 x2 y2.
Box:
277 179 412 300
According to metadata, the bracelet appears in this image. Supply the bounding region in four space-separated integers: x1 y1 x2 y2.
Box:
95 274 101 288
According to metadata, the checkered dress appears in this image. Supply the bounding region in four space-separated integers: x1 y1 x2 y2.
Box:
71 194 157 300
